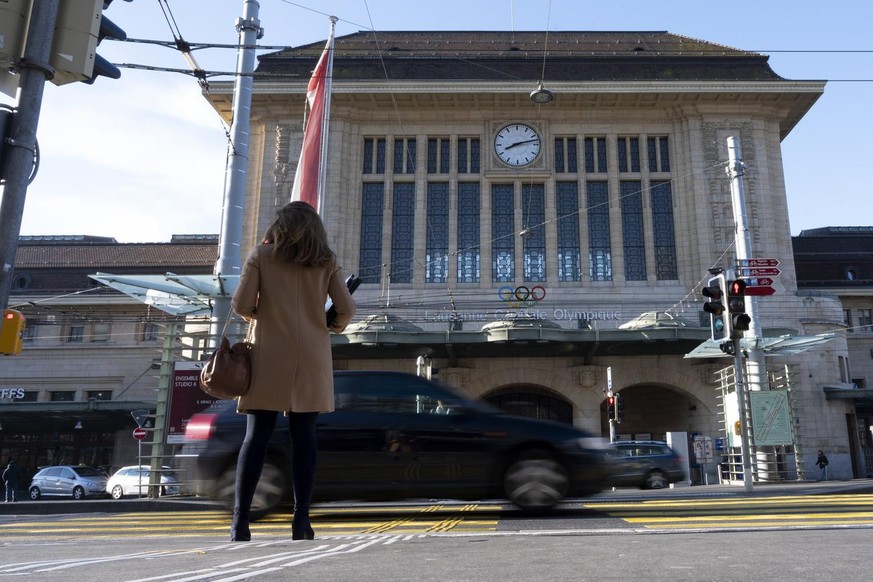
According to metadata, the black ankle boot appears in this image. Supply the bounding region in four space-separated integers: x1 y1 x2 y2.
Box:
292 516 314 540
231 510 251 542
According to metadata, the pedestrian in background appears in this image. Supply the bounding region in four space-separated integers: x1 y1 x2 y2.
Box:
229 201 355 542
3 459 20 502
815 450 829 481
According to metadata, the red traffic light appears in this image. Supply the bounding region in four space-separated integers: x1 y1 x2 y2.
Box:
729 279 746 296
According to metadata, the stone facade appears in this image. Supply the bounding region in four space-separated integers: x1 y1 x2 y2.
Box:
198 30 860 480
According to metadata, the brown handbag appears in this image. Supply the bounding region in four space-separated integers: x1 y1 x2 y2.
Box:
199 318 254 400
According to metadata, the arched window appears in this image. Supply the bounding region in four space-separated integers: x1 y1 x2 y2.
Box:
484 385 573 425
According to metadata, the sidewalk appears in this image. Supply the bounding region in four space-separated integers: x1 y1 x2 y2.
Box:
2 479 871 516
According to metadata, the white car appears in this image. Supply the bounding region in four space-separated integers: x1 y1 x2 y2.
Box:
106 465 180 499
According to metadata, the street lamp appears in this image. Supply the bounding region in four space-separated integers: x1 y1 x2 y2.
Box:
530 82 554 104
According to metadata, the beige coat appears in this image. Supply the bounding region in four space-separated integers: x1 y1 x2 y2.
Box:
231 244 355 413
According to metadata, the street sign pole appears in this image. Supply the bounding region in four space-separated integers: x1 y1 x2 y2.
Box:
726 136 760 492
0 0 59 312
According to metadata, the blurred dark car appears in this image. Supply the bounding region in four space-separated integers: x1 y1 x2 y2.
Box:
29 465 109 500
180 371 609 516
604 441 686 489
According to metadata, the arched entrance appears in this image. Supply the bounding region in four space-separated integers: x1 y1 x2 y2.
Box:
483 385 573 425
601 383 706 441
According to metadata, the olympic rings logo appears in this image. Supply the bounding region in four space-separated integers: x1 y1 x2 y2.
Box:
497 285 547 307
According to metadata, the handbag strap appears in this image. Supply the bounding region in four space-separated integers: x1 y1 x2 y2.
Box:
219 312 254 342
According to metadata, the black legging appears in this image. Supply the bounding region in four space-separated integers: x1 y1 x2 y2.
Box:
234 409 319 520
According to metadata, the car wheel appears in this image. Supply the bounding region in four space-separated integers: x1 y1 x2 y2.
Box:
29 486 41 500
72 486 86 500
111 485 124 499
644 470 668 490
504 449 569 511
215 459 288 520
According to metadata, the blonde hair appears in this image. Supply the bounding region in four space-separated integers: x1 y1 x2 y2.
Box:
263 202 335 266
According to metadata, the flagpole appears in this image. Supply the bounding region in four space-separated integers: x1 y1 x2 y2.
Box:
317 16 337 218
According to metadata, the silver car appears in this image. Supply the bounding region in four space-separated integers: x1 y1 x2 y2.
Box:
604 441 687 489
29 465 109 500
106 465 180 499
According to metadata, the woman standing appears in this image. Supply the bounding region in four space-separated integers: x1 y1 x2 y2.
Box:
230 201 355 541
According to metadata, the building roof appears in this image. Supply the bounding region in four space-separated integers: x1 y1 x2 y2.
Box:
793 227 873 288
15 238 218 270
257 30 783 81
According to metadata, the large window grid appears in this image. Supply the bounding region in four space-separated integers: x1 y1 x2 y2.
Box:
522 184 546 282
556 182 581 282
620 181 647 281
359 183 385 284
587 182 612 281
651 181 678 280
358 133 675 288
426 183 450 283
390 184 415 284
491 184 515 283
457 183 481 283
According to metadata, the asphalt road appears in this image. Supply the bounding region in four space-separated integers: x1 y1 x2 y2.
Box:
2 480 872 581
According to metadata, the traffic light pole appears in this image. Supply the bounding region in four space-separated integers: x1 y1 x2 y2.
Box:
209 0 262 346
732 337 754 492
0 0 59 313
726 135 769 484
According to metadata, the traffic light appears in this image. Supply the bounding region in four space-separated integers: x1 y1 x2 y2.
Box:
614 393 622 422
50 0 132 86
733 420 742 436
727 279 751 336
0 309 25 355
702 274 729 341
606 395 616 422
0 0 30 97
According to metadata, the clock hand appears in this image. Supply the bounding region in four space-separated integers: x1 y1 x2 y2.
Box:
505 138 539 149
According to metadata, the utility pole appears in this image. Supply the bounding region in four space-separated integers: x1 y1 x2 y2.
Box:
725 135 768 489
209 0 262 343
0 0 59 312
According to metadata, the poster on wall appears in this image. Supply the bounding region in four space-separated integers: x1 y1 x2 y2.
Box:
749 390 793 446
167 361 222 444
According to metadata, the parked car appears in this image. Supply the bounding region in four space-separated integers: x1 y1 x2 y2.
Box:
29 465 109 500
106 465 181 499
180 371 610 517
604 441 686 489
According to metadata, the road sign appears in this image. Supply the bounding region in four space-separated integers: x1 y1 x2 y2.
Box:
131 409 150 427
738 258 779 268
133 427 148 441
740 277 774 286
745 286 776 296
739 267 780 277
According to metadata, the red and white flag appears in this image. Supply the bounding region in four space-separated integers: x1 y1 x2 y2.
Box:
290 25 335 213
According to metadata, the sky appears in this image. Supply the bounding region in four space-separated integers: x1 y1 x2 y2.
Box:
5 0 872 242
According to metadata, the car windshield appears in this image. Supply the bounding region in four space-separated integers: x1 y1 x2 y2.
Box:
73 467 105 477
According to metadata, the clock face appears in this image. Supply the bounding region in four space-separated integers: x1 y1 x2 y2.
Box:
494 123 541 167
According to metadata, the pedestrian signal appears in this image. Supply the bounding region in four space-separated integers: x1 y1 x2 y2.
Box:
0 310 25 355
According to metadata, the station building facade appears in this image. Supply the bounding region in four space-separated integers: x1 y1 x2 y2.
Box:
2 31 869 485
199 30 861 479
